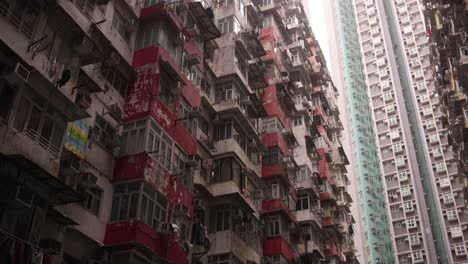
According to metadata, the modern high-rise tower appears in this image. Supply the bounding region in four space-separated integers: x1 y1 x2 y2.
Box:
325 0 394 263
332 0 467 263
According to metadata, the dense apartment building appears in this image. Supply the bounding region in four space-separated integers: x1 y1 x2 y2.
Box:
0 0 356 264
423 0 468 261
350 0 467 263
325 0 395 263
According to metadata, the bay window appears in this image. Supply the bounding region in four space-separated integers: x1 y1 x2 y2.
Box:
215 82 236 102
263 147 283 166
267 215 281 237
214 122 233 141
136 22 182 64
218 15 240 34
111 181 168 230
121 119 188 172
212 158 242 185
94 114 118 149
296 193 309 211
210 206 231 232
0 0 40 39
158 69 177 107
262 117 282 133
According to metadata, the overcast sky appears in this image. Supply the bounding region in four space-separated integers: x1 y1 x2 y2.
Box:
304 0 331 65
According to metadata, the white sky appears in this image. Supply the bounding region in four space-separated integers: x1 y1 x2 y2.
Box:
304 0 331 65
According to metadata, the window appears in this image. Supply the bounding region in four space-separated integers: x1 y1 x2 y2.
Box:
82 188 102 216
217 0 234 7
218 16 240 34
447 209 457 221
0 0 40 39
263 147 283 165
112 10 131 42
158 69 177 107
442 192 454 204
401 185 411 197
395 156 405 167
0 82 17 120
388 116 397 126
178 98 191 131
101 64 129 97
239 0 245 16
412 251 423 262
213 207 231 232
393 142 403 152
296 193 309 210
262 15 274 28
262 117 282 133
208 254 231 264
259 0 272 6
94 115 117 148
435 161 446 173
111 182 168 230
271 183 280 199
212 158 241 184
13 88 67 152
187 65 202 87
406 217 417 228
403 201 413 212
214 122 233 141
136 22 182 63
398 171 408 181
296 166 309 182
215 82 235 102
268 216 281 236
409 234 419 245
293 117 302 126
455 244 466 256
121 120 146 155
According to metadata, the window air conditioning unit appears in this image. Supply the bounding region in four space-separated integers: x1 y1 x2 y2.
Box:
188 106 201 118
185 155 198 167
281 128 290 134
4 62 30 84
161 223 180 234
175 33 186 45
282 156 292 163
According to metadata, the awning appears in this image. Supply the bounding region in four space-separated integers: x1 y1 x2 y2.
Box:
0 154 83 205
188 2 221 41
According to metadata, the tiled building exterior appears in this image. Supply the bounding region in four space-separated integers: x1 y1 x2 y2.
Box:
0 0 355 264
350 0 467 263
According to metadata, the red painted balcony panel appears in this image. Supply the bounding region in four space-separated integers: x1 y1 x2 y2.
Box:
262 199 297 224
140 3 184 32
104 220 166 257
263 236 299 263
262 163 285 178
313 106 327 124
319 191 332 200
324 242 338 256
321 216 335 227
317 126 332 147
114 153 193 218
262 133 289 156
262 86 290 129
317 149 328 180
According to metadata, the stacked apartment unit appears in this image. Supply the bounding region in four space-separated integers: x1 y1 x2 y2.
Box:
352 0 466 263
423 0 468 261
0 0 355 263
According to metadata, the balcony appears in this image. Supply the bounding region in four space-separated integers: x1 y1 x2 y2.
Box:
262 199 297 224
324 242 343 260
263 236 299 264
208 230 261 264
104 220 167 258
206 181 258 212
214 138 260 176
262 132 290 156
212 99 259 135
295 209 321 226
